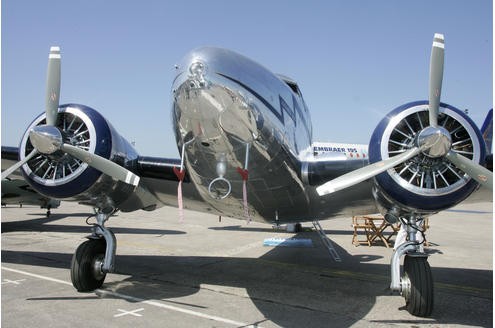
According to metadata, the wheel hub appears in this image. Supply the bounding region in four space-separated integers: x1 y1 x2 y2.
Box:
92 254 106 280
401 274 411 299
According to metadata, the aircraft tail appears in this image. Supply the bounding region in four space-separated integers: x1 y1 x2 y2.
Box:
481 109 493 153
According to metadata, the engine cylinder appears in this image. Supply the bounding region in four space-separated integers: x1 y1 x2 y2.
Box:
369 101 486 213
19 104 139 205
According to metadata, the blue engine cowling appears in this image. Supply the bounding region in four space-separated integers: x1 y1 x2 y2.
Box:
19 104 139 207
369 101 486 216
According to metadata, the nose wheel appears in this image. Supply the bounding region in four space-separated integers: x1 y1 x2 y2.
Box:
71 208 117 292
390 216 434 317
402 255 434 317
70 238 107 292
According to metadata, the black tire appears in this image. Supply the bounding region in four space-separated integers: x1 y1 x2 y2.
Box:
71 239 107 292
403 256 434 317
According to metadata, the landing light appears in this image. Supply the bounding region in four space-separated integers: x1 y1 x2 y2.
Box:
189 61 206 78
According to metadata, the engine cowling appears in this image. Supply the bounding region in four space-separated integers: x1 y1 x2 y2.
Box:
369 101 486 217
19 104 139 207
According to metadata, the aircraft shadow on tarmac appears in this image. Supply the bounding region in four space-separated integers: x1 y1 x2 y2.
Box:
2 229 492 327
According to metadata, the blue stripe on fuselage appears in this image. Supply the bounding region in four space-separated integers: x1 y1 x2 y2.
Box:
217 73 311 139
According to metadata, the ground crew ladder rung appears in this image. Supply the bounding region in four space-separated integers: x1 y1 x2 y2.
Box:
313 220 342 262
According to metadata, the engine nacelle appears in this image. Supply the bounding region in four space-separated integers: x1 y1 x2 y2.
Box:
369 101 486 218
19 104 139 209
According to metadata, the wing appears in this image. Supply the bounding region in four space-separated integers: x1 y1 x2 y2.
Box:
1 178 60 209
124 155 208 213
1 146 22 179
3 145 208 214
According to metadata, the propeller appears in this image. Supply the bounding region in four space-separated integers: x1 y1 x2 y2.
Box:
45 46 61 126
60 144 140 186
316 148 421 195
428 33 444 127
2 47 140 187
1 149 38 180
446 151 492 189
317 34 493 196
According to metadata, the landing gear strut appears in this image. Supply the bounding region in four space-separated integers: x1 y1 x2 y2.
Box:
71 208 116 292
390 215 433 317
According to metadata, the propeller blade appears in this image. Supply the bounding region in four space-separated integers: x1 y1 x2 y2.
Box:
316 147 421 196
446 151 493 189
60 144 140 186
1 149 38 180
45 46 61 126
428 33 444 127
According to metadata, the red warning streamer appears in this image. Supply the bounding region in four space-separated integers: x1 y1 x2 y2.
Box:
236 167 250 223
173 166 186 222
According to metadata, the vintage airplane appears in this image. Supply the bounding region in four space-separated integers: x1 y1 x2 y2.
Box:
1 33 492 317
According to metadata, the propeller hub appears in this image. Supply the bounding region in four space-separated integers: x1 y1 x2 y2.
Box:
29 125 63 154
417 126 451 158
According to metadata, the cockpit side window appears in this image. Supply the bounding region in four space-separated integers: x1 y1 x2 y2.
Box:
278 74 301 97
286 82 301 96
285 81 301 96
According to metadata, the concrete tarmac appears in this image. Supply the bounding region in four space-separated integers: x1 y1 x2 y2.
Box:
1 200 492 327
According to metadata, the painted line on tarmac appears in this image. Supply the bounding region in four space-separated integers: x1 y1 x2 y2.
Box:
2 266 261 327
2 267 73 286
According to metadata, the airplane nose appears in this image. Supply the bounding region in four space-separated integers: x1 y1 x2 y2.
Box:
173 48 259 145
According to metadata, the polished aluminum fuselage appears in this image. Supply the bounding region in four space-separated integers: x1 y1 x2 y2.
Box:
171 47 376 223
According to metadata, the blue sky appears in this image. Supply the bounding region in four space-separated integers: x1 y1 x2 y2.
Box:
2 0 492 157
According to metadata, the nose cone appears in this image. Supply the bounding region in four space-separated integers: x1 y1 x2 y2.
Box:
417 126 452 158
174 47 216 78
173 46 269 88
172 47 260 142
29 125 63 154
176 47 236 73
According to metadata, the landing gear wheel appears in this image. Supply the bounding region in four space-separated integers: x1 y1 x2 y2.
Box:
402 255 433 317
71 239 107 292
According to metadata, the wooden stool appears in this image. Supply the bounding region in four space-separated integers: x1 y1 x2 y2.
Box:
352 216 373 246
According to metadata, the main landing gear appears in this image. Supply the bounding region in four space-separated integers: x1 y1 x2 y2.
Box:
390 216 433 317
71 208 116 292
